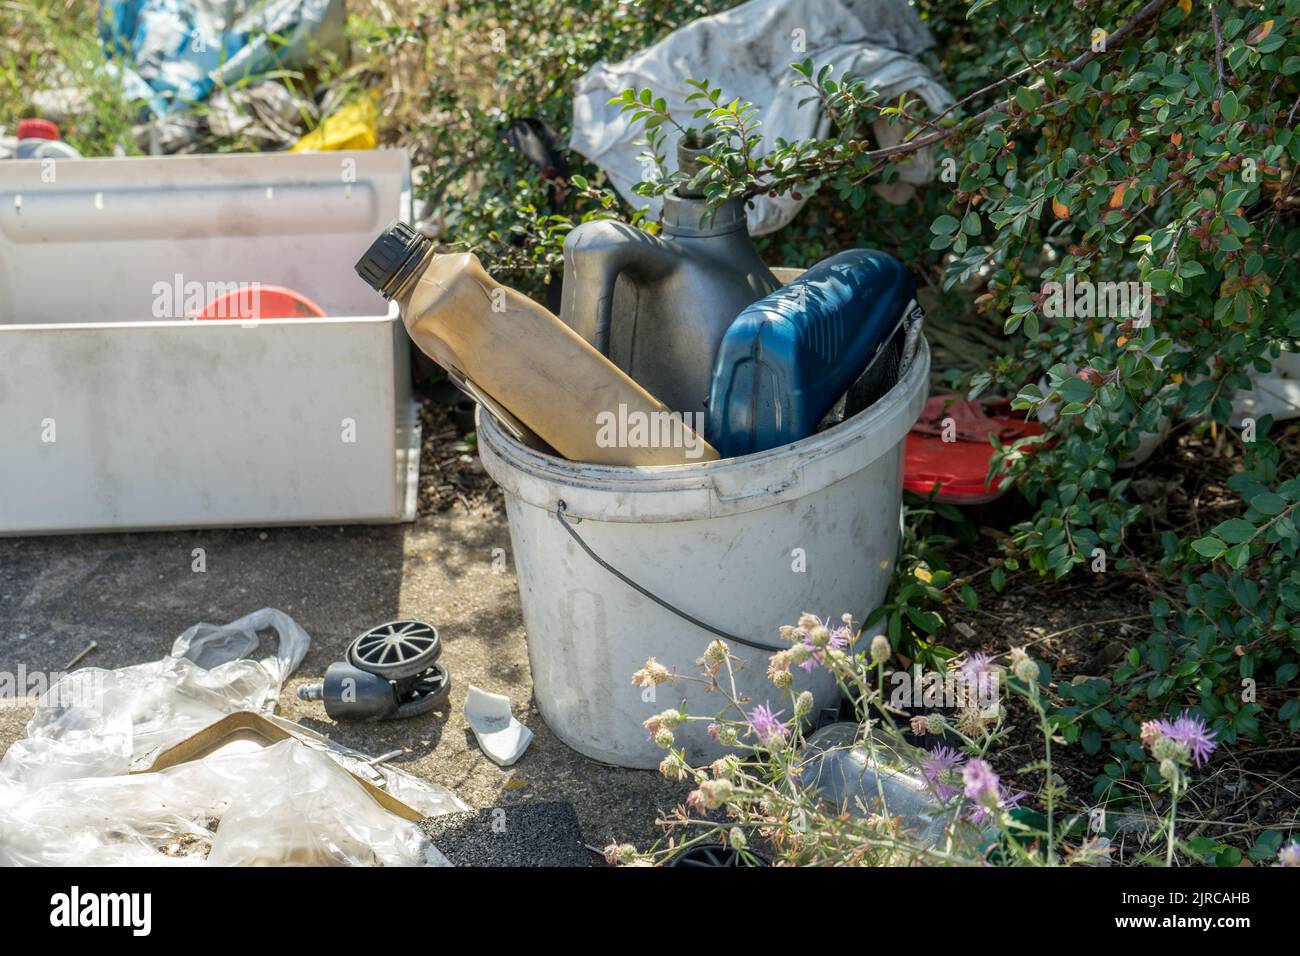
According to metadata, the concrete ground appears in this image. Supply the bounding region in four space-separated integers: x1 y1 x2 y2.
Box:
0 509 690 857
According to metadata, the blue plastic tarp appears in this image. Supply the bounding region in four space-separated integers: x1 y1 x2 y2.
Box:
99 0 347 115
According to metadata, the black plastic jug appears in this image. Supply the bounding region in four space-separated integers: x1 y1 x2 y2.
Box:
559 132 779 415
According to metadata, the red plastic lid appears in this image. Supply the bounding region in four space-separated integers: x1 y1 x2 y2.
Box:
16 118 59 141
196 285 326 320
904 434 1011 504
903 395 1047 504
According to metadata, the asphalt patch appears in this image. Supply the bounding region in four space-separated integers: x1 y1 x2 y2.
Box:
419 800 593 867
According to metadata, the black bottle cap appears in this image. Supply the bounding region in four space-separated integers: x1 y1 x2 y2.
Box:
355 220 429 298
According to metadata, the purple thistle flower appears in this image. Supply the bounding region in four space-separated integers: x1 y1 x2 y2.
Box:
1163 712 1217 767
921 745 965 801
1142 711 1217 767
959 651 997 704
747 703 788 745
961 651 994 679
1279 842 1300 868
796 618 850 671
962 758 1001 810
967 785 1028 828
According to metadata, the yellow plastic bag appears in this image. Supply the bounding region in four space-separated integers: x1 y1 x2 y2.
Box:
290 95 378 152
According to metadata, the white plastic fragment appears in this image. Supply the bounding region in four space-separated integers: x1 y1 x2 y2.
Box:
464 685 533 767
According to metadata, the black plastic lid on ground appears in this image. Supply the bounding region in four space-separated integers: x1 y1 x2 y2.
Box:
670 843 770 866
355 220 428 298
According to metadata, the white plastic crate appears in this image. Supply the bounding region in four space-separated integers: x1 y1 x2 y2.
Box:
0 149 418 534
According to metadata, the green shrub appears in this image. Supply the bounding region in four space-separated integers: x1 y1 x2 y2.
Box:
595 0 1299 789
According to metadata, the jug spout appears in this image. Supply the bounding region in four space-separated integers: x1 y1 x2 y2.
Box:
661 193 749 239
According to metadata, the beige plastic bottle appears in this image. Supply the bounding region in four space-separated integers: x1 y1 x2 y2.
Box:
355 222 717 466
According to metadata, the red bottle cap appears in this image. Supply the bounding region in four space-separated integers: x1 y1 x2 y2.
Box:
16 118 60 141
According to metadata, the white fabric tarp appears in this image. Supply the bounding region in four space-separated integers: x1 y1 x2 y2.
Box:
569 0 954 235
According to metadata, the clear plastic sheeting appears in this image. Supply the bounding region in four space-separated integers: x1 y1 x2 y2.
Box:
794 722 950 846
257 713 471 820
0 609 465 866
1 740 442 866
1 608 309 788
172 606 309 682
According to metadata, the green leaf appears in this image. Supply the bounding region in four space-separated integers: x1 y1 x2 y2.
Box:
1221 188 1247 211
1248 830 1284 862
1225 543 1250 570
1215 846 1243 867
1219 90 1239 121
1211 518 1256 544
1191 536 1226 558
905 606 942 635
1015 86 1041 111
931 215 960 236
1251 492 1287 517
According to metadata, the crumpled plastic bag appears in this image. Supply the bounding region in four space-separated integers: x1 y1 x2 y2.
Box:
98 0 347 116
0 608 465 866
207 80 317 145
172 605 309 681
1231 348 1300 425
569 0 953 235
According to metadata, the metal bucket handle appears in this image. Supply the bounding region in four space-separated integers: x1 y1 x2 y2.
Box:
554 501 775 652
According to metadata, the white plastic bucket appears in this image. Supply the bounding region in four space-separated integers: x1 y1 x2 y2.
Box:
478 338 930 769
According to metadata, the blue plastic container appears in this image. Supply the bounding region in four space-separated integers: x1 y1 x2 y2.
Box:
706 249 920 458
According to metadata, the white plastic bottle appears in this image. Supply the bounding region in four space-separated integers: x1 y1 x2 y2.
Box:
13 119 82 160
